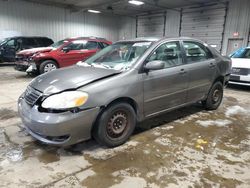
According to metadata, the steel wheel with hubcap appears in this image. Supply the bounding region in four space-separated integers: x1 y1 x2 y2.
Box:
93 102 136 147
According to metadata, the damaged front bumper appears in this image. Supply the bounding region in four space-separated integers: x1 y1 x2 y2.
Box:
18 94 100 146
15 60 37 73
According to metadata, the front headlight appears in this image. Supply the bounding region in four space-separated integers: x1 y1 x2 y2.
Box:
41 91 88 109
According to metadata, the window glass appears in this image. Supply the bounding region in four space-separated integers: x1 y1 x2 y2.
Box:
147 41 183 69
243 49 250 58
66 40 87 50
183 41 212 63
84 41 152 70
22 38 37 46
36 38 53 46
51 40 68 48
102 42 109 48
5 39 15 47
84 41 98 50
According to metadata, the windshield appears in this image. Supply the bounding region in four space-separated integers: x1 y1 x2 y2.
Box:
0 38 9 46
50 39 68 48
231 48 250 58
83 41 152 70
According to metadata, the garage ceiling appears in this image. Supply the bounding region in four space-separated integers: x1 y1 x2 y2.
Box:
23 0 223 16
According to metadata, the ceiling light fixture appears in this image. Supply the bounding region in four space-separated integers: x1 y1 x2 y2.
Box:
88 9 101 14
128 0 144 6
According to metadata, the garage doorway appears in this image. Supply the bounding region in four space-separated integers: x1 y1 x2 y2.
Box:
180 3 227 52
136 13 166 37
226 38 243 55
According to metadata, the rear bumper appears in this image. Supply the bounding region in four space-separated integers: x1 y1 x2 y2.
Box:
18 95 100 146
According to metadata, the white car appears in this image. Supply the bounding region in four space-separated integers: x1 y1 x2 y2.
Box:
229 47 250 86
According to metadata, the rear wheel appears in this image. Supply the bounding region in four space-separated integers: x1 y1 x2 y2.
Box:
39 60 58 74
93 102 136 147
202 81 223 110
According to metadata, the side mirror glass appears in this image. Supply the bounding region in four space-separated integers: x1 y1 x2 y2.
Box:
144 60 165 71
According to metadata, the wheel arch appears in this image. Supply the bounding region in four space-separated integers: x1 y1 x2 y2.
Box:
90 97 140 137
37 58 60 68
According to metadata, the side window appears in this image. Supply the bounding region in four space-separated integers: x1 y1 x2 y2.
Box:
84 41 98 50
36 38 53 47
183 41 212 63
102 42 109 48
5 39 15 47
147 41 184 69
22 38 37 47
66 40 85 50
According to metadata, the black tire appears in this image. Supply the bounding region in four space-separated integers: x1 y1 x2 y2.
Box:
202 82 223 110
39 60 58 74
93 102 136 148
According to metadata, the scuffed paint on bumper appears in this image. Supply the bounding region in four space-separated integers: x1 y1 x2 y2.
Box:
18 95 100 146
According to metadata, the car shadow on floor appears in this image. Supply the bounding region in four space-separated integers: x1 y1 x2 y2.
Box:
69 103 205 152
227 84 250 91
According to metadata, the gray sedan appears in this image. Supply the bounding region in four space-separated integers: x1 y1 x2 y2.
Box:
18 37 231 147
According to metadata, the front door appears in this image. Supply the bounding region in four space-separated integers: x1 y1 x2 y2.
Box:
2 39 16 62
59 40 99 67
143 41 188 117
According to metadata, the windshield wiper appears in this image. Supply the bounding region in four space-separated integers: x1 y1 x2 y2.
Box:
91 63 111 69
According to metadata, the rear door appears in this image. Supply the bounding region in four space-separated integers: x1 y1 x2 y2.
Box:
182 41 216 102
143 41 188 117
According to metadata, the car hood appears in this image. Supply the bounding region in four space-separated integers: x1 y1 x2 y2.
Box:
30 66 121 95
17 47 53 55
231 58 250 69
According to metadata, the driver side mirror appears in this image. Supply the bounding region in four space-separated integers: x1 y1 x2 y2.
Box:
62 47 70 53
144 60 165 71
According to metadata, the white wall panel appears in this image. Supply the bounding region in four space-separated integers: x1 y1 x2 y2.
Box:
0 0 120 42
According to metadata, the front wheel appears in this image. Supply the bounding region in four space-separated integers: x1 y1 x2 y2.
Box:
93 102 136 147
202 82 223 110
39 60 58 74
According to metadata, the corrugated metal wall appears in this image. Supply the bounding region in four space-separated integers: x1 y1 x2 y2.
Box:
135 10 181 38
136 13 166 37
0 0 120 42
180 3 227 52
165 10 181 38
222 0 250 54
118 17 136 40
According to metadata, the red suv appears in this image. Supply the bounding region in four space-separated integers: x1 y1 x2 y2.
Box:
15 37 112 74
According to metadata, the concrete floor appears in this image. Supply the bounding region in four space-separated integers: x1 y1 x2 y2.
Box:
0 65 250 188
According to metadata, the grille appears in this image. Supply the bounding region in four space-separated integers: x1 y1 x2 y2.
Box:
231 68 250 75
24 86 42 106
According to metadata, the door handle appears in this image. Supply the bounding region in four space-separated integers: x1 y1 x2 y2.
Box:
209 63 216 68
179 69 187 75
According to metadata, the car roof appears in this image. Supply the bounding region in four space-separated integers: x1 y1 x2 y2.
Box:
116 37 207 44
65 37 111 42
7 36 51 39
